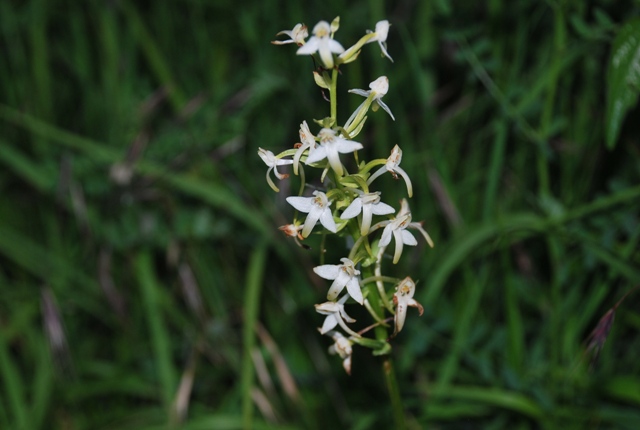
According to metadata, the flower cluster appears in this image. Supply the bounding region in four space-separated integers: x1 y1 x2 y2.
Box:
262 17 433 375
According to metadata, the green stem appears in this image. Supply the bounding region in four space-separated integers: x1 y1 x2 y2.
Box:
330 68 339 122
361 265 406 428
383 356 406 430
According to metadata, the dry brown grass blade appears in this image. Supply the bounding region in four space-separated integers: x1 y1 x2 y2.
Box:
256 322 302 406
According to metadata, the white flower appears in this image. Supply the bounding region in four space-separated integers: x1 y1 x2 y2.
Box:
366 145 413 197
315 295 358 336
314 257 363 304
286 190 337 237
345 76 395 132
271 23 308 46
327 331 353 375
257 147 294 192
393 277 423 335
297 21 345 69
366 20 393 62
340 191 395 235
293 120 316 175
375 199 434 264
305 128 363 177
350 76 394 120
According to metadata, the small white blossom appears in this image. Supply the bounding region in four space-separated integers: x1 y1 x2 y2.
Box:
345 76 395 132
271 23 309 46
393 277 424 335
350 76 394 120
257 147 294 192
327 331 353 375
314 257 363 304
366 20 393 62
297 21 345 69
375 199 434 264
367 145 413 197
305 128 363 177
293 120 317 175
286 190 337 237
340 191 395 236
315 295 358 336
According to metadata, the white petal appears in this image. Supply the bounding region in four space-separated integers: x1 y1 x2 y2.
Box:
371 201 395 215
301 206 323 237
392 229 404 264
286 196 313 213
305 145 327 164
338 306 356 323
297 37 319 55
376 99 395 121
319 208 337 233
327 38 345 54
379 224 393 247
369 76 389 95
340 198 362 219
336 140 363 154
258 148 275 165
348 88 370 97
374 20 390 42
324 144 344 176
346 278 363 305
360 204 374 235
320 314 338 334
318 40 335 68
275 158 294 166
314 264 340 280
394 303 407 333
401 230 417 246
327 271 349 301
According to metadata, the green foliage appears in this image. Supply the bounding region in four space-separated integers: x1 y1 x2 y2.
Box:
1 1 639 429
606 18 640 149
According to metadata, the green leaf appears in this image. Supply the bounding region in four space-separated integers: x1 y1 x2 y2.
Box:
606 18 640 149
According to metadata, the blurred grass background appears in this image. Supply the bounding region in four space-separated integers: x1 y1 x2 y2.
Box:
1 0 640 429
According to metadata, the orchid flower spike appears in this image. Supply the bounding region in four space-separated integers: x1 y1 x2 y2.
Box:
374 199 434 264
392 277 424 335
271 23 308 46
367 145 413 197
366 20 393 62
286 190 337 237
314 257 363 304
296 20 344 69
257 147 294 192
305 128 363 177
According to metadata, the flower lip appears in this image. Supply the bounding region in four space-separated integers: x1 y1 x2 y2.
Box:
393 276 424 335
